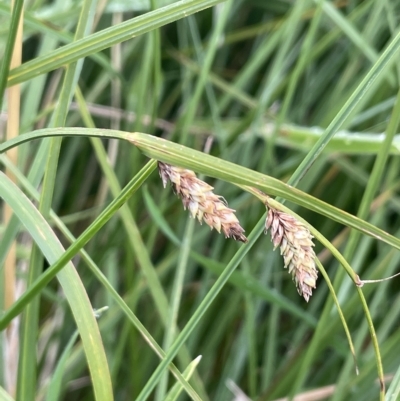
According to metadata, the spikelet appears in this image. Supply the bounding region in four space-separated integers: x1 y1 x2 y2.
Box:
265 207 318 302
158 162 247 243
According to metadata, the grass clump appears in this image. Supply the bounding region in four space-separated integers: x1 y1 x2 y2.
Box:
1 1 400 401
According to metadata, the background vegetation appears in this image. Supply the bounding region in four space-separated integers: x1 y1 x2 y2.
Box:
1 0 400 400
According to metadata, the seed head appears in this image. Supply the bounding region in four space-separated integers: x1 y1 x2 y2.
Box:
265 207 318 302
158 162 247 242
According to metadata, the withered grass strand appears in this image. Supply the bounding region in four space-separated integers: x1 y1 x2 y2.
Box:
265 207 318 301
158 162 248 243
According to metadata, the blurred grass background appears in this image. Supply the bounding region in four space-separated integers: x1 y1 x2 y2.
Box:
1 0 400 400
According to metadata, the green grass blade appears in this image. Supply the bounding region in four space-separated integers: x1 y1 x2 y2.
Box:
0 172 113 400
7 0 226 86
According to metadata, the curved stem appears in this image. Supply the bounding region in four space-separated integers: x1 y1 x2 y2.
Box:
1 128 399 251
0 127 130 153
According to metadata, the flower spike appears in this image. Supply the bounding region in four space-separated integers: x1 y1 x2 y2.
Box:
265 207 318 301
158 162 247 243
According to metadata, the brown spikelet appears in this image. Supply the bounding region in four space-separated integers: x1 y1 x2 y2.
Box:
265 207 318 302
158 162 248 243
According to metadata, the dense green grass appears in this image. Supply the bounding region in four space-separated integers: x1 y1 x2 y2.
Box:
1 0 400 400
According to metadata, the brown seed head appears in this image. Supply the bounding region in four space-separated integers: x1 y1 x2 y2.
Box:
158 162 247 242
265 207 318 301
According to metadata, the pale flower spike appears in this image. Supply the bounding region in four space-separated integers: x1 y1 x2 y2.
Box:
265 207 318 302
158 162 248 243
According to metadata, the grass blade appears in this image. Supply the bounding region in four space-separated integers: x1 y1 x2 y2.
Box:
0 172 113 400
8 0 226 86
